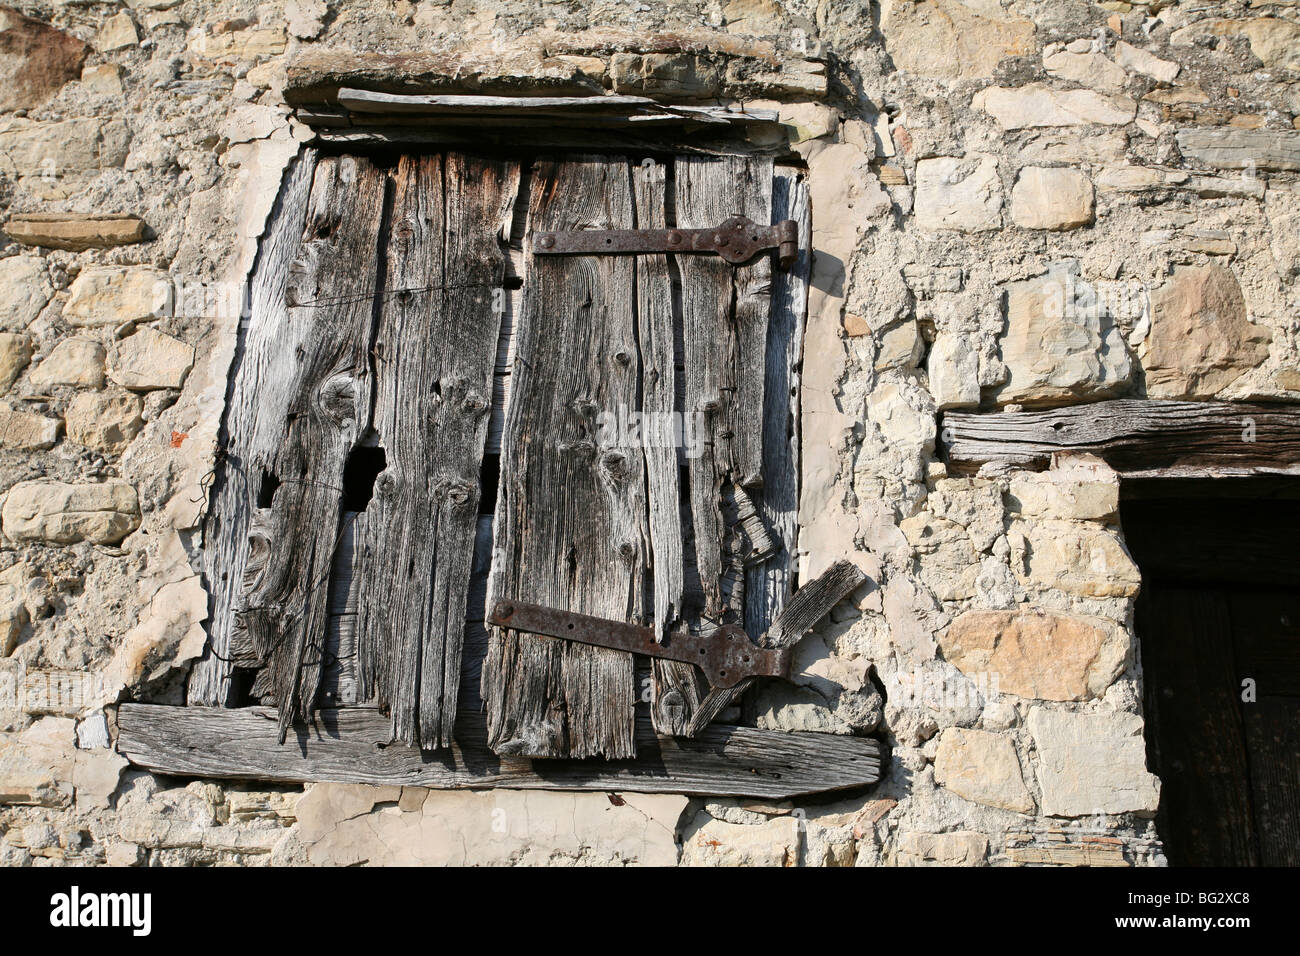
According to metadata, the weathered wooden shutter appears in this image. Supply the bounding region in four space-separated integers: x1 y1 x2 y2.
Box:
195 150 518 751
480 152 807 759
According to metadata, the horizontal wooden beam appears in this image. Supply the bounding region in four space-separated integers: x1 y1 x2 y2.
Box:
941 400 1300 478
117 704 883 799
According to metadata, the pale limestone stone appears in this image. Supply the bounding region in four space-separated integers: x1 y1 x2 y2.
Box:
81 63 124 97
914 155 1003 233
0 403 60 450
285 0 328 39
1042 44 1128 92
928 334 981 409
65 389 143 454
1017 131 1128 165
1017 520 1141 598
682 814 799 866
1010 167 1094 230
96 11 137 51
610 52 720 97
29 337 105 388
1112 40 1180 82
0 564 29 656
894 830 988 866
1007 459 1119 520
1144 266 1270 399
1 480 140 545
995 265 1134 407
188 27 287 61
875 320 923 370
0 117 130 178
940 607 1129 701
973 84 1136 129
0 333 32 392
0 716 125 809
105 843 144 866
64 268 169 327
878 0 1035 80
110 327 194 390
933 728 1034 812
1176 128 1300 172
0 257 52 331
4 213 146 251
1171 17 1300 71
294 784 685 866
101 576 208 695
1027 709 1160 816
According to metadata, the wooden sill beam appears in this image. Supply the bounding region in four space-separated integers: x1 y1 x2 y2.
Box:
941 400 1300 478
117 704 884 799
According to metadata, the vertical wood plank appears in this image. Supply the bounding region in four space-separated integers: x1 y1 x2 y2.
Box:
482 156 648 759
653 153 773 735
674 154 772 621
239 155 388 742
745 167 810 639
354 153 519 751
192 149 319 706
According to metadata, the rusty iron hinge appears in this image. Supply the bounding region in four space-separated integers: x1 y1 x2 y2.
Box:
487 600 790 688
531 216 800 269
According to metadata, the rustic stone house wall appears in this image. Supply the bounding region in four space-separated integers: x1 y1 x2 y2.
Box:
0 0 1297 866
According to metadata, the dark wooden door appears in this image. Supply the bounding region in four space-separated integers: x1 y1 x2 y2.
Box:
1127 486 1300 866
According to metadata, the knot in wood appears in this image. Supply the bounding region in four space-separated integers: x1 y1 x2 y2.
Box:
375 471 398 498
318 375 358 424
600 449 631 479
462 391 488 415
559 439 597 458
614 350 632 367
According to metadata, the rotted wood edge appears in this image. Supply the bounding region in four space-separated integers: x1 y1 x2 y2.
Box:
941 399 1300 477
117 703 884 799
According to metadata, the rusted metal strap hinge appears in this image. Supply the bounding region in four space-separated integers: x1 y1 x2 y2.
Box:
532 216 800 269
488 600 790 688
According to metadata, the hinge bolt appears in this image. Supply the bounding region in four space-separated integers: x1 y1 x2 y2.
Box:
539 235 555 249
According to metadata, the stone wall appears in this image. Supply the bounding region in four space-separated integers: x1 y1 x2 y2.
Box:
1 0 1297 866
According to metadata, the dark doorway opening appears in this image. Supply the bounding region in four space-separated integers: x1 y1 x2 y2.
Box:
1122 478 1300 866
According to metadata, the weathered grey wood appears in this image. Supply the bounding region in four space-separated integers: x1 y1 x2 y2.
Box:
942 400 1300 477
338 90 660 113
482 156 648 759
354 154 519 751
745 167 811 640
686 559 868 736
117 703 884 799
238 155 388 742
311 127 783 158
332 89 778 128
192 149 319 706
320 510 364 708
675 154 772 622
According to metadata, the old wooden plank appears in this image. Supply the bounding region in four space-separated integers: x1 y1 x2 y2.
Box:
238 155 388 742
481 156 649 759
338 90 660 113
941 400 1300 477
191 149 320 707
687 559 868 736
675 154 772 624
745 166 810 639
628 157 700 737
352 153 518 751
117 703 884 799
312 128 782 158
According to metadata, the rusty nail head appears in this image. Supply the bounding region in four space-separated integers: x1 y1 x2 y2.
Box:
539 235 555 249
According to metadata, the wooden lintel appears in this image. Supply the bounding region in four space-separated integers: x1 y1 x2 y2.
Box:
116 703 884 799
941 400 1300 477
